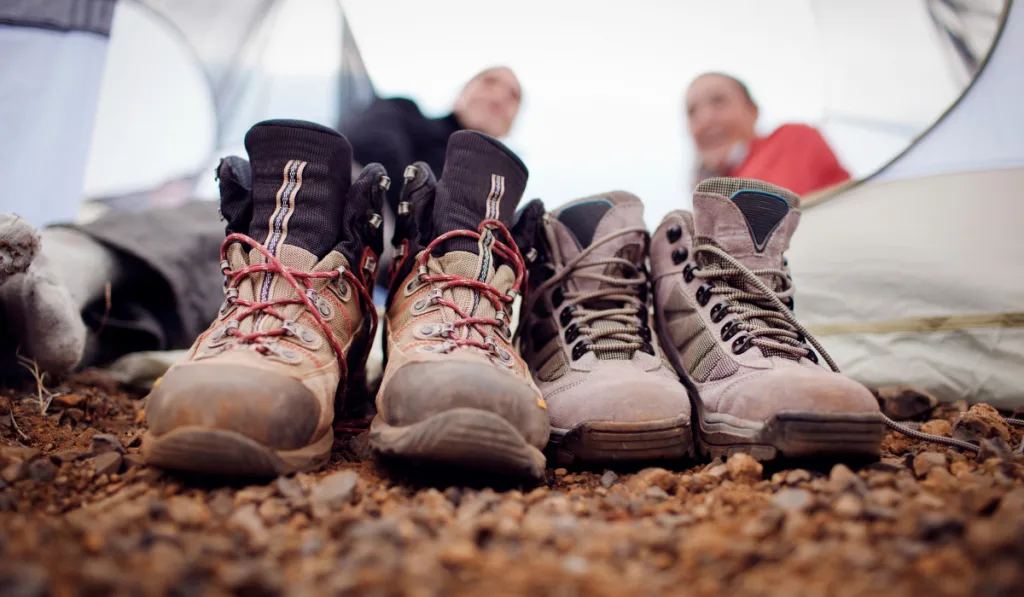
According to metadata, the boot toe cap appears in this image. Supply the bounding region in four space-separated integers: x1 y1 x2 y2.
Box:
146 363 323 451
544 367 692 431
379 360 549 447
715 366 879 424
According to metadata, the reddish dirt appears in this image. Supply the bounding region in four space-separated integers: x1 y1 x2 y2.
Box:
1 372 1022 597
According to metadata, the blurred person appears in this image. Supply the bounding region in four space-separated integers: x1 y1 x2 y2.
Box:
685 72 850 196
343 66 523 295
345 66 522 187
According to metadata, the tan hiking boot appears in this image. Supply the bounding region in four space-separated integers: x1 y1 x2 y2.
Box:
143 120 385 476
370 131 549 479
651 178 883 461
517 192 693 465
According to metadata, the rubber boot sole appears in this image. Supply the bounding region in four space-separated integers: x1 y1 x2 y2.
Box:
141 427 333 477
547 414 694 466
695 404 884 461
369 407 546 480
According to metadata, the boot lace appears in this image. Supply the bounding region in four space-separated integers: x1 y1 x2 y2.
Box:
415 219 525 355
529 226 652 358
693 242 1024 454
218 232 378 386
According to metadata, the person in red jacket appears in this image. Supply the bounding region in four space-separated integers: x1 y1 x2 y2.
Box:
685 72 851 197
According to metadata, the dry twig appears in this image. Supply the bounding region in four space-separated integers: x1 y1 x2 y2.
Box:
15 349 60 414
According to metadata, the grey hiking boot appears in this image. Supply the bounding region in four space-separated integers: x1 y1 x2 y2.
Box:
143 120 385 476
371 131 550 479
651 178 883 461
518 192 693 465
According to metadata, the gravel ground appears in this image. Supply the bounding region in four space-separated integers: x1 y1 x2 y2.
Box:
1 371 1022 597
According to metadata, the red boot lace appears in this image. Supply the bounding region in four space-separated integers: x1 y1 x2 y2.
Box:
217 233 378 387
415 219 526 353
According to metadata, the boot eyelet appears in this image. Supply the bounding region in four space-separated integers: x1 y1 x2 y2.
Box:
696 283 714 306
683 263 696 283
710 302 729 323
559 305 576 327
667 225 682 243
732 335 752 355
259 342 302 364
804 348 818 364
208 320 239 347
571 341 591 361
282 321 319 347
411 289 442 315
305 289 333 319
362 257 377 281
552 286 566 308
721 321 738 341
416 323 453 339
404 268 428 296
498 321 512 341
492 351 515 368
334 279 350 301
672 247 688 265
564 323 580 344
219 288 240 318
331 268 351 302
489 339 514 365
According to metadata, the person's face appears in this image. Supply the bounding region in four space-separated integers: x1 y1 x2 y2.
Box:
685 75 758 171
454 68 522 138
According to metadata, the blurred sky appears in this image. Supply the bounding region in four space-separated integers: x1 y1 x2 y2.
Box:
84 0 983 226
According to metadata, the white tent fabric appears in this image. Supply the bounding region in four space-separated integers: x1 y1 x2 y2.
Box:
82 0 374 209
789 1 1023 407
0 3 114 228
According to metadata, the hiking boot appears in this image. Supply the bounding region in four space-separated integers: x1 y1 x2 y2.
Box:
371 131 549 479
651 178 883 461
518 192 693 465
142 120 385 476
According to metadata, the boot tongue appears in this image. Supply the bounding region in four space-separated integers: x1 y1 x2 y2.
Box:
550 192 648 361
693 177 800 272
244 119 352 260
552 191 646 295
432 131 528 253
